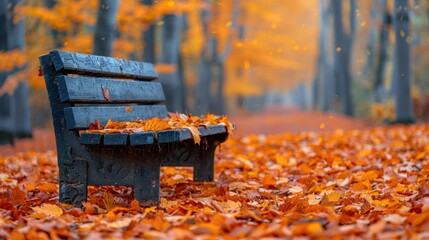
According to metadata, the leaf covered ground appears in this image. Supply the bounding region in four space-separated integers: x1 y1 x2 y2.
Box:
1 124 429 239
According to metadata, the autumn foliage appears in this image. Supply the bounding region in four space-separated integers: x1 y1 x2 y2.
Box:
1 124 429 238
85 113 234 145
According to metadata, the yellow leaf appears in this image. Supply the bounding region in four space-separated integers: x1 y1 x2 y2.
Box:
31 204 63 218
144 118 171 132
144 206 157 215
107 217 134 228
102 192 116 211
184 126 201 145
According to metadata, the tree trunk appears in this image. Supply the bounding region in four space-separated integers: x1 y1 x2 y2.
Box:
393 0 414 123
194 8 212 115
158 14 184 112
331 0 355 116
0 0 32 144
93 0 119 56
316 0 333 112
141 0 156 63
45 0 65 48
374 0 390 103
196 0 239 115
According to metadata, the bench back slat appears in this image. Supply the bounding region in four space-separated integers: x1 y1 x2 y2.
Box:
49 50 158 80
64 105 169 130
57 76 165 104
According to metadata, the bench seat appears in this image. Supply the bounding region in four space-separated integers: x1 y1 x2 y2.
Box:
80 125 228 145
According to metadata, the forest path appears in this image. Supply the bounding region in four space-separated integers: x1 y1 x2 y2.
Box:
0 107 370 155
230 106 371 136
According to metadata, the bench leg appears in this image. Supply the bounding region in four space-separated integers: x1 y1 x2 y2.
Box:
59 160 88 207
133 161 161 205
193 139 217 182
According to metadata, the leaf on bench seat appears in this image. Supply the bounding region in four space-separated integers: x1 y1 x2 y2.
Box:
82 113 234 145
144 118 171 132
184 126 201 145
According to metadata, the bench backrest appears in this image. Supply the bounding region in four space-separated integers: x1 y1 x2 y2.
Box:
41 50 168 131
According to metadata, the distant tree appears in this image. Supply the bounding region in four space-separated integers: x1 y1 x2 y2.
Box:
93 0 119 56
141 0 156 63
0 0 32 144
45 0 65 48
331 0 356 116
314 0 334 112
194 0 239 115
392 0 415 123
158 14 185 112
374 0 390 103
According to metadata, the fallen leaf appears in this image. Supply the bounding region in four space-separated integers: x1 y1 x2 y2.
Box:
30 204 63 218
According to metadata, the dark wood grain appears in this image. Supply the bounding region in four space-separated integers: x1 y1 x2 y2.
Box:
129 132 155 145
49 50 158 80
104 133 128 145
64 105 169 130
57 76 165 104
80 133 103 145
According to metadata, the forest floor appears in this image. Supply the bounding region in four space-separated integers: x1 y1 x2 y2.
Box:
2 108 429 238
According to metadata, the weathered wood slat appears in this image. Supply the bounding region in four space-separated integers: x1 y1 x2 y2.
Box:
80 125 227 145
49 50 158 80
129 132 155 145
57 76 165 104
104 133 128 145
80 133 103 145
64 105 168 130
158 125 227 143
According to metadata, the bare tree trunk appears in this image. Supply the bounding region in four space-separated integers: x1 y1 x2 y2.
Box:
194 7 212 115
195 0 239 115
316 0 333 112
374 0 390 103
158 14 184 112
393 0 414 123
362 3 377 81
93 0 119 56
331 0 355 116
0 0 32 144
141 0 155 63
45 0 65 48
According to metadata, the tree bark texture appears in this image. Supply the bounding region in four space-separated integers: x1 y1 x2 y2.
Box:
393 0 414 123
374 0 390 103
331 0 355 116
0 0 32 144
141 0 156 63
315 0 334 112
93 0 119 56
158 14 185 112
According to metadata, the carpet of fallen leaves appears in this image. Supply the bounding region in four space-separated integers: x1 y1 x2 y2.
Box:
1 124 429 239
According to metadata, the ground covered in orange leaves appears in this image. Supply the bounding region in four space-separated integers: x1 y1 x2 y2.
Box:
1 123 429 239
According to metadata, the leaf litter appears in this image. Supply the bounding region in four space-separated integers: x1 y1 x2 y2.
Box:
0 124 429 238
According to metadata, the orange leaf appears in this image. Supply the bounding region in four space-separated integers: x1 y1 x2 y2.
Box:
37 182 58 193
30 204 63 218
144 118 171 131
184 126 200 145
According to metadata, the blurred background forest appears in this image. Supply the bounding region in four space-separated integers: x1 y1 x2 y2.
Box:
0 0 428 143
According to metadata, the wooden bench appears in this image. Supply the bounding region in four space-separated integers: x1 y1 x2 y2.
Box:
39 50 229 206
